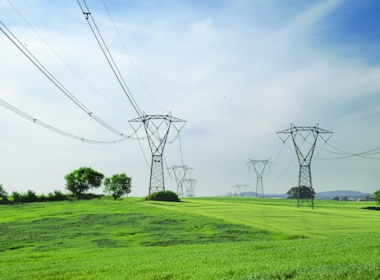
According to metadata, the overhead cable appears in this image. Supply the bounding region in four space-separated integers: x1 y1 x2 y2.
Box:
0 99 140 144
314 142 380 160
0 21 129 137
77 0 143 118
101 0 167 113
304 139 380 160
5 0 131 113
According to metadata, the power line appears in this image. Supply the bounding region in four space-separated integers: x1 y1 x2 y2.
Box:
77 0 143 118
0 21 129 137
332 89 380 121
5 0 131 113
314 142 380 160
101 0 167 113
0 98 139 144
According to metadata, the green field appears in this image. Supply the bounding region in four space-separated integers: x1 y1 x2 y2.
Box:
0 197 379 279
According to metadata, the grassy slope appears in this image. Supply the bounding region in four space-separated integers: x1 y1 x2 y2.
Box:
0 198 379 279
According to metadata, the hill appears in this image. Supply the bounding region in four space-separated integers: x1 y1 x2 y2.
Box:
315 190 371 200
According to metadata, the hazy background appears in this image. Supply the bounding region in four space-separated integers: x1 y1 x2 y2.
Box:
0 0 379 197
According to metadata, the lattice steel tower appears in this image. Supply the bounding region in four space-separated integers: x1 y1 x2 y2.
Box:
247 159 271 198
277 124 332 208
231 184 248 197
183 178 197 197
129 113 186 194
167 165 193 197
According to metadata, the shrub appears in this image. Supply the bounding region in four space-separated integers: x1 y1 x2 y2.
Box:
48 190 68 202
38 193 49 202
145 190 180 202
21 189 38 203
12 191 22 203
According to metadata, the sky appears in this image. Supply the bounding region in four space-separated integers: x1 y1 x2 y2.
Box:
0 0 380 197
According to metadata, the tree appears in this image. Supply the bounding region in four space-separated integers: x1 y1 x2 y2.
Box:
287 186 315 199
104 173 132 200
22 189 37 203
65 167 104 197
0 184 7 198
12 191 22 203
373 189 380 204
0 184 9 204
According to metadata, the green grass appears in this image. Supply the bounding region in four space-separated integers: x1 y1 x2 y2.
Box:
0 197 379 279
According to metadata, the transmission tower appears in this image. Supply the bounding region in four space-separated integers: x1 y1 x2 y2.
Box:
232 184 248 197
167 165 193 197
129 113 186 194
184 178 197 197
247 159 271 198
277 124 333 208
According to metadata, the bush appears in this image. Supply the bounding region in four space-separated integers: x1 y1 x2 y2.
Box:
21 189 38 203
0 196 10 205
48 190 68 202
12 191 22 203
145 190 180 202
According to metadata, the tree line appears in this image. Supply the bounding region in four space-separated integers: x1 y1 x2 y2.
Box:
287 186 379 202
0 166 131 204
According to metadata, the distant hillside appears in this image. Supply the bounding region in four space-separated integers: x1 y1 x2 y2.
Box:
240 191 287 198
315 190 371 199
238 190 371 200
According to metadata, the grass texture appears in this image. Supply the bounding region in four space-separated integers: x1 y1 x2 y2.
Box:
0 197 379 279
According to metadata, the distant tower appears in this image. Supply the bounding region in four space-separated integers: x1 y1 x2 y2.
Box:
232 184 248 197
277 124 333 208
183 178 197 197
129 113 186 194
247 159 271 198
167 165 193 197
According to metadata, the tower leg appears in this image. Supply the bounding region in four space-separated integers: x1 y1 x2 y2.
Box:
256 177 264 198
298 165 314 209
149 155 165 194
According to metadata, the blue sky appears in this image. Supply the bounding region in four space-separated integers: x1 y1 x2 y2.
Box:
0 0 379 197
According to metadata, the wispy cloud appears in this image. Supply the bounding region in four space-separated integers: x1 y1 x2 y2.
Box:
0 0 379 197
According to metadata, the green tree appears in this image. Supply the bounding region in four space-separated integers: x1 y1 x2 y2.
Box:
22 189 37 203
12 191 22 203
0 184 7 198
373 189 380 204
286 186 315 199
104 173 132 200
0 184 9 204
65 167 104 197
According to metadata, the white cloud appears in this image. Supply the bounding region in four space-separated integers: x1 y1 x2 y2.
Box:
0 0 379 197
